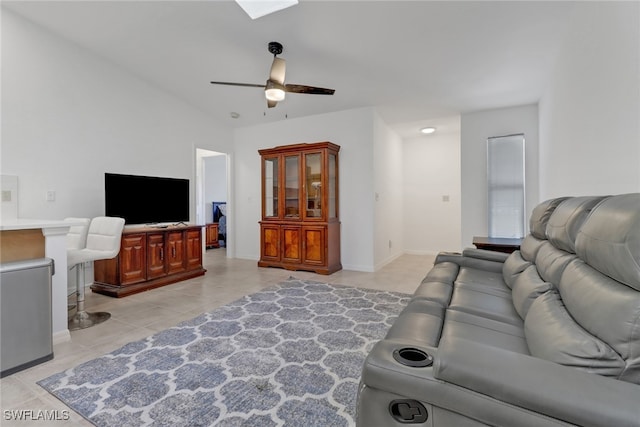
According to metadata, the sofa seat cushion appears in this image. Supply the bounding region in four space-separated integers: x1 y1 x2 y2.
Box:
525 290 626 378
441 309 529 354
455 267 510 294
448 283 522 326
385 299 444 347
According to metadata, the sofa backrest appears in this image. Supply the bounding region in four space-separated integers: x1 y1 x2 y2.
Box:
502 197 568 288
575 193 640 288
506 197 597 319
525 194 640 384
546 196 608 253
502 197 568 289
535 196 608 284
529 197 570 240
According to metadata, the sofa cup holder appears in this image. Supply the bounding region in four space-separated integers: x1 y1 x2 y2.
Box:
393 347 433 368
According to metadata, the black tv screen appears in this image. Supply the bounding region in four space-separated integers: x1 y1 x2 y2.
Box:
105 173 189 225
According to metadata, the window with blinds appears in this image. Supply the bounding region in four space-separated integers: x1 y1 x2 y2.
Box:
487 134 526 238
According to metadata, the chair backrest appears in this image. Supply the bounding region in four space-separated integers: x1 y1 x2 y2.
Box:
85 216 125 259
65 217 91 250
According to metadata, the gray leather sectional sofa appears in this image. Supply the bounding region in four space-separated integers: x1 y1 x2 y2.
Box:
357 194 640 426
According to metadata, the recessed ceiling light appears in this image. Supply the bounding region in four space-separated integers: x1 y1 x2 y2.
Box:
230 112 240 119
420 127 436 134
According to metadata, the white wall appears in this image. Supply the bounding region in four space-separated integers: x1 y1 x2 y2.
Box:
403 126 462 255
233 107 376 271
539 2 640 198
460 104 539 248
1 10 232 221
373 112 404 269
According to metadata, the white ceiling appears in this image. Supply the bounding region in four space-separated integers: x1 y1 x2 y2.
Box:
3 1 579 138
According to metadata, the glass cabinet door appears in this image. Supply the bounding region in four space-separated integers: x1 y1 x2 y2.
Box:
304 153 322 218
328 153 337 219
284 155 300 218
264 157 278 218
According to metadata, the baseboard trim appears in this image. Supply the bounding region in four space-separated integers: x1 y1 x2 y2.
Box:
341 263 375 273
53 329 71 345
403 249 441 256
374 252 403 271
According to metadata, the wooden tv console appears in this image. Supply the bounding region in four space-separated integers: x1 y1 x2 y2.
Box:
92 225 206 298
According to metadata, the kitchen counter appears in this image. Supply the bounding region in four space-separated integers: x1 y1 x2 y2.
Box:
1 219 83 343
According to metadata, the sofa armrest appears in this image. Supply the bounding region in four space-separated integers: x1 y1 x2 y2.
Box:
435 337 640 427
434 249 505 273
462 248 509 263
362 339 572 426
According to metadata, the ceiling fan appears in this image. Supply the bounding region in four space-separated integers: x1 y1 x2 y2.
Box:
210 41 335 108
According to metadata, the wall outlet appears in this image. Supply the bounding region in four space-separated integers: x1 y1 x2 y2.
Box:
46 190 56 201
442 195 450 202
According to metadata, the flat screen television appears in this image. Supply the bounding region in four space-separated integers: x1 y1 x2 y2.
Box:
105 173 189 225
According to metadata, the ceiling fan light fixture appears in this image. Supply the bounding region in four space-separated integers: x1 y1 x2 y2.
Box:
265 81 286 101
420 127 436 134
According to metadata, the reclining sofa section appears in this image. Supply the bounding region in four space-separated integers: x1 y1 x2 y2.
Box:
357 193 640 427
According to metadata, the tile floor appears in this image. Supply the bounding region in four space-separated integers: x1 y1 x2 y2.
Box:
0 250 434 426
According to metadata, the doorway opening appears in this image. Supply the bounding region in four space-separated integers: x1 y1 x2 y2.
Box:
195 148 230 256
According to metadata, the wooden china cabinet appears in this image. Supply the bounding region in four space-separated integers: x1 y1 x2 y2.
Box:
258 142 341 274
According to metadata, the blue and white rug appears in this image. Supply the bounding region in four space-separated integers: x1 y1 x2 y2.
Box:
39 278 410 426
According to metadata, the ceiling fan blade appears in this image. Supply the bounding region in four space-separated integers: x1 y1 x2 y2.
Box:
269 57 286 85
267 99 278 108
285 84 335 95
210 81 266 88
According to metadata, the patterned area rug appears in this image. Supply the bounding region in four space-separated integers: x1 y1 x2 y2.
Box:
38 278 410 426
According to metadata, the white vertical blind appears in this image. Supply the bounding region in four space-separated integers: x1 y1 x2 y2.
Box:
487 134 526 238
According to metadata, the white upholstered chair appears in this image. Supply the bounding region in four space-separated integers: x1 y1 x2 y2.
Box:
67 216 125 331
65 217 91 250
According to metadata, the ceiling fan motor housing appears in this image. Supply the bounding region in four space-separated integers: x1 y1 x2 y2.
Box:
268 41 283 56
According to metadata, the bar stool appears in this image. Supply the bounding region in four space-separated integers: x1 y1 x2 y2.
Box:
65 217 91 312
65 218 91 250
67 216 124 331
